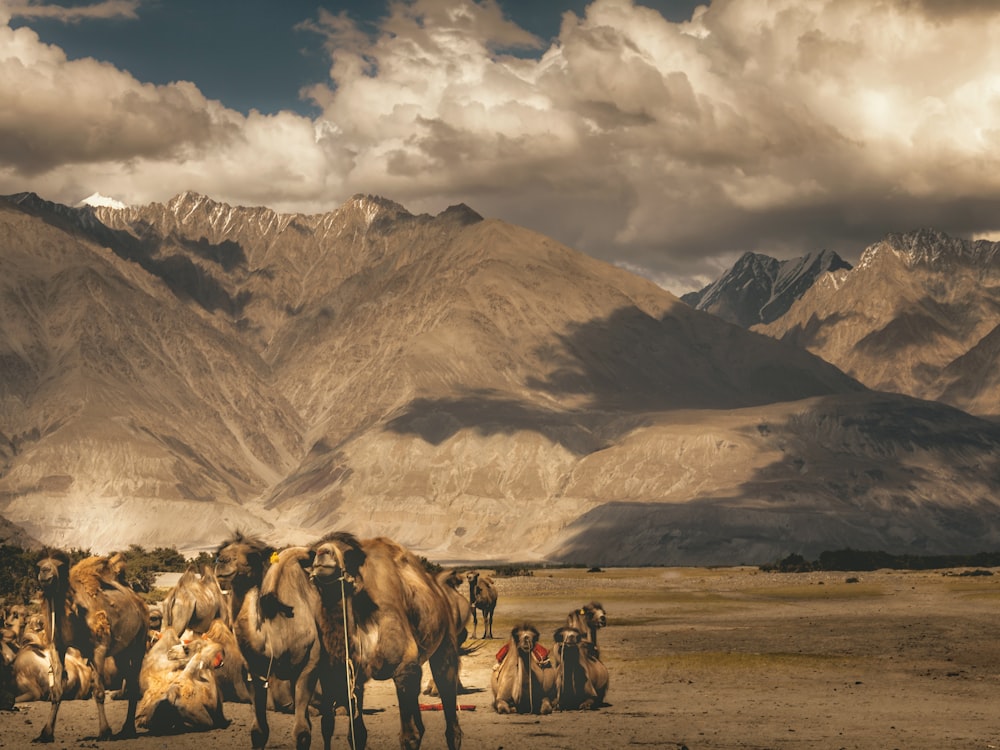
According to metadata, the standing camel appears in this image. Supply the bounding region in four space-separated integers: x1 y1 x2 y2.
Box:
215 535 330 750
466 571 497 639
34 550 149 743
309 532 463 750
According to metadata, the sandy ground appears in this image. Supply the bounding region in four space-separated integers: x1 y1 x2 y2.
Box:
4 566 1000 749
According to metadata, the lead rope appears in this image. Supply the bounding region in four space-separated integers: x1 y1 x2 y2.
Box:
340 574 358 750
48 608 56 688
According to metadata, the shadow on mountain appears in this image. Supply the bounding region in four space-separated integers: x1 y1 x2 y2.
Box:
385 392 612 455
3 195 251 317
551 394 1000 566
387 306 861 452
771 311 853 350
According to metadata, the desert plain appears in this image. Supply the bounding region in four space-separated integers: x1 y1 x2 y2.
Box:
3 565 1000 749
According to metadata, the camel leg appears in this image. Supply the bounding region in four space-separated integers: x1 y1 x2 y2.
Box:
469 608 478 639
428 643 463 750
33 649 64 743
485 609 494 639
89 644 114 741
393 663 425 750
292 667 318 750
115 646 143 739
249 677 269 749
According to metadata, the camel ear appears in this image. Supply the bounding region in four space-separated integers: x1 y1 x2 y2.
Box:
553 628 565 643
342 545 365 577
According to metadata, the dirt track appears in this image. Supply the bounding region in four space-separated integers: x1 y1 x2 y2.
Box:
3 566 1000 749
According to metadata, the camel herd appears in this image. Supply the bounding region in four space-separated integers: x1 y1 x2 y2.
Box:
0 533 610 749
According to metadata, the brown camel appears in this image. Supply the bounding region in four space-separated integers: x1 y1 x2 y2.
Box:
566 602 607 650
14 628 94 703
34 549 149 743
466 571 497 639
423 569 472 697
4 604 28 643
550 625 609 710
1 627 14 711
309 532 463 750
163 565 231 633
491 623 555 715
215 535 329 750
136 625 229 733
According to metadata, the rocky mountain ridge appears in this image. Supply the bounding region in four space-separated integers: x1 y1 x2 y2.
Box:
755 229 1000 417
2 193 1000 564
682 249 852 328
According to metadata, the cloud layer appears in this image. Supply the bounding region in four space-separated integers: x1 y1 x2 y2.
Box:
2 0 1000 292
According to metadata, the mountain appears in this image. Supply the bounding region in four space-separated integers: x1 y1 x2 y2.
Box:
681 249 852 328
755 229 1000 418
2 194 1000 565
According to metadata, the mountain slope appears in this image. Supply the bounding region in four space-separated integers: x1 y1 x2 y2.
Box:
682 249 852 327
2 196 999 564
755 230 1000 417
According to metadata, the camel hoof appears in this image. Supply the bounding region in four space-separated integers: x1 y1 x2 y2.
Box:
31 734 54 744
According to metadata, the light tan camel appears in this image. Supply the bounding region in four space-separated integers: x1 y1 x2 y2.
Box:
4 604 28 643
566 602 607 650
309 532 463 750
215 535 329 750
163 565 231 632
491 623 555 715
34 550 149 742
550 625 609 710
136 625 229 733
466 572 497 639
13 627 94 703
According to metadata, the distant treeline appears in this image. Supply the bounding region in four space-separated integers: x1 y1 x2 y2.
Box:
763 548 1000 573
0 544 210 604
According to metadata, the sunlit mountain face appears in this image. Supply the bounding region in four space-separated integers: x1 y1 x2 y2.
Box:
2 193 999 565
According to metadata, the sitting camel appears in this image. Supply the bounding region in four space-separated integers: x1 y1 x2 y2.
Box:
491 623 555 715
136 625 229 734
466 571 498 639
13 628 93 703
1 627 16 711
215 535 329 750
34 550 149 742
566 602 608 651
309 532 463 750
550 625 609 710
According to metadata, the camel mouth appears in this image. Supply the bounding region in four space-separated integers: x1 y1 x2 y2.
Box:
308 563 342 583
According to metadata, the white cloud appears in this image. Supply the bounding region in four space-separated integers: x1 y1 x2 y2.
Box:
3 0 1000 292
6 0 139 23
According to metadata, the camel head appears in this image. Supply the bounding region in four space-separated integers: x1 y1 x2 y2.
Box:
4 604 28 640
148 608 163 632
309 532 366 595
466 571 480 602
511 623 540 654
36 549 70 593
582 602 607 630
214 533 272 593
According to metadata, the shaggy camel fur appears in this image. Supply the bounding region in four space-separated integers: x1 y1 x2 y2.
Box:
491 623 555 715
35 550 149 743
466 572 497 639
163 565 231 632
161 566 249 703
310 532 463 750
424 569 472 697
4 604 28 643
566 602 608 650
550 625 609 710
216 536 329 750
136 625 229 734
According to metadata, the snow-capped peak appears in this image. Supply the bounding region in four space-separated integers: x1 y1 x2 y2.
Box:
78 192 128 210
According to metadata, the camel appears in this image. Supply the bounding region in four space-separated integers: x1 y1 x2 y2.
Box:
423 569 472 698
215 535 329 750
309 532 463 750
491 623 555 715
1 627 16 710
566 602 607 651
4 604 28 643
34 549 149 743
550 626 609 710
136 625 229 733
163 565 231 632
13 629 93 703
466 571 497 639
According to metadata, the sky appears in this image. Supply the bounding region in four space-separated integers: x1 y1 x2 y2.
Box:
2 0 1000 294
